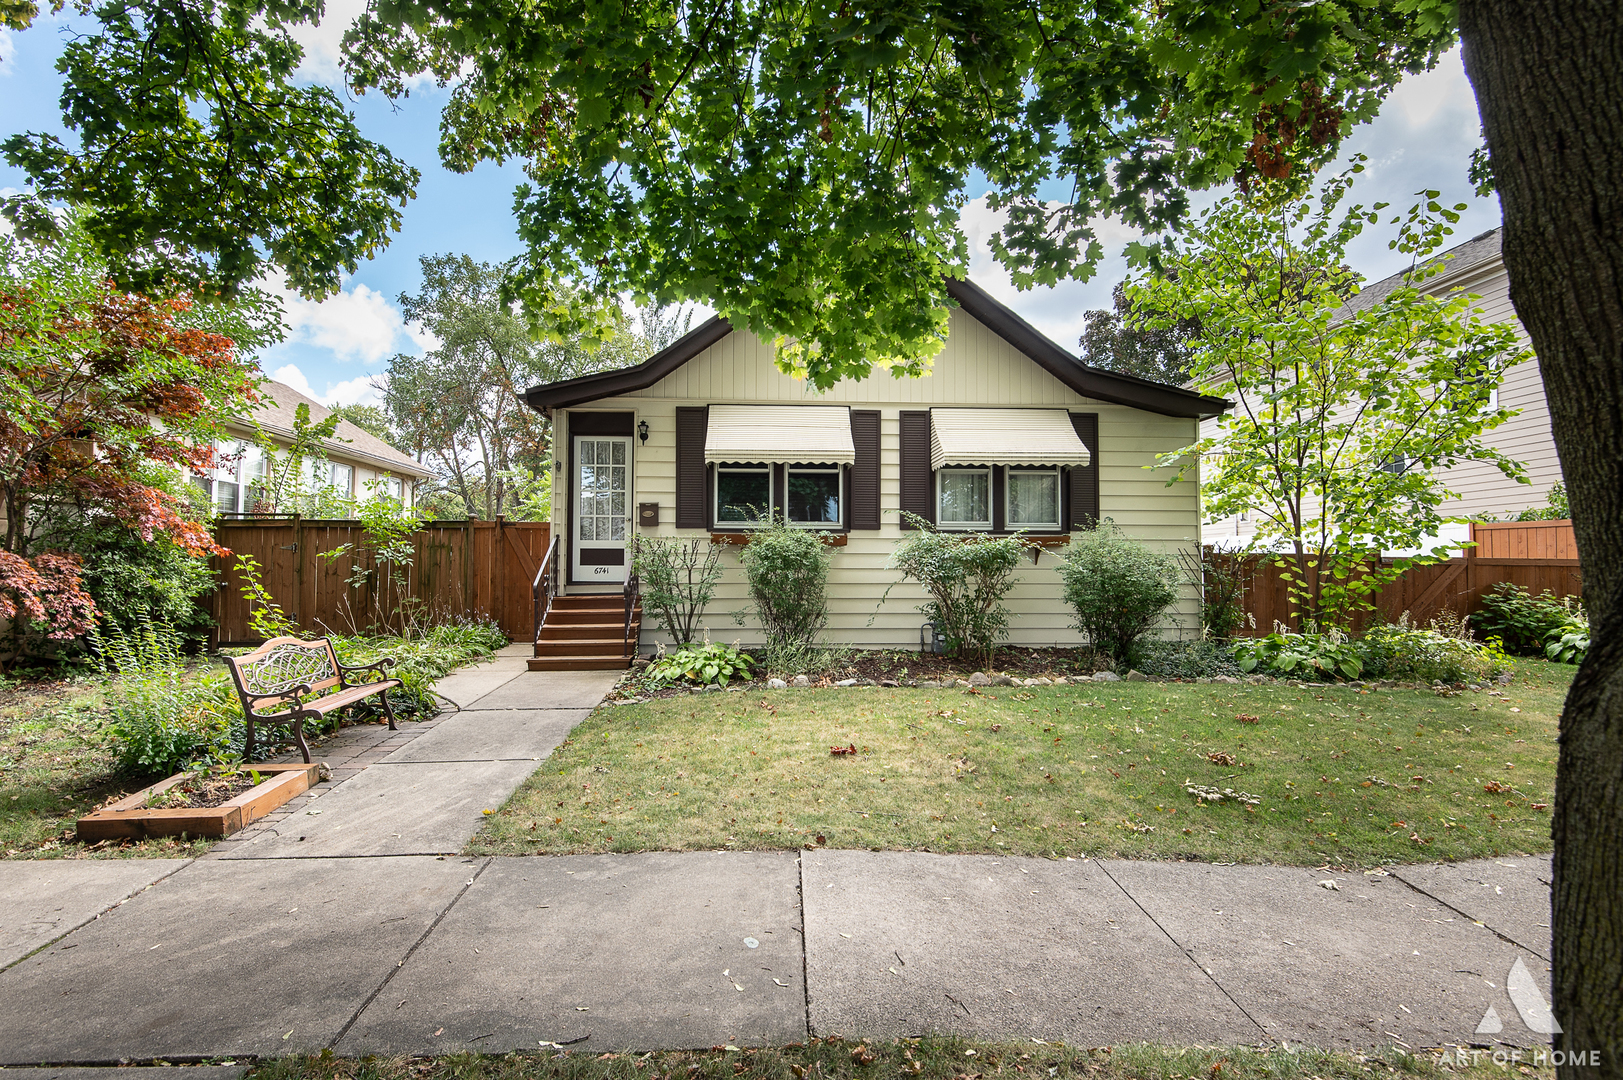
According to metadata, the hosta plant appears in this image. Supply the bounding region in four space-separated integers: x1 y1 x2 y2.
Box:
1232 630 1363 682
646 641 755 688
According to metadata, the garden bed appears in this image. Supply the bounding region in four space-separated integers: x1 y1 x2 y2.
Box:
76 762 322 842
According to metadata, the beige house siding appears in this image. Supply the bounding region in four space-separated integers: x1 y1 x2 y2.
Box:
1202 230 1563 547
555 309 1203 650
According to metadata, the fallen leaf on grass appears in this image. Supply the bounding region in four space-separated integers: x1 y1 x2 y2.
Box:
1236 714 1259 724
830 744 857 756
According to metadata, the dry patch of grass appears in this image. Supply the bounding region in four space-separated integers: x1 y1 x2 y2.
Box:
470 661 1568 866
0 676 211 860
252 1039 1549 1080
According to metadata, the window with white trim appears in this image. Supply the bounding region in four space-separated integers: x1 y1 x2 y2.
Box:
715 464 772 526
1005 467 1061 530
937 468 991 530
787 464 841 526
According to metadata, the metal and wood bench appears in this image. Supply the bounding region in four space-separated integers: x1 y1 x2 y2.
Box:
224 636 401 763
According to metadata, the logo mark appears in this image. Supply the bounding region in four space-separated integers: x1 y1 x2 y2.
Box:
1476 958 1561 1035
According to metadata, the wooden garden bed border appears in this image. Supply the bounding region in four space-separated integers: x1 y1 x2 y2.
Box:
77 762 322 842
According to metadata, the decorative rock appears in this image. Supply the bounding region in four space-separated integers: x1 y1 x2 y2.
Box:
879 679 899 688
1124 670 1149 682
792 674 811 688
991 674 1016 686
953 679 972 689
836 678 859 687
1069 675 1093 685
855 679 875 687
1247 674 1268 684
1496 672 1513 685
702 683 722 692
1032 677 1053 686
768 678 788 690
1092 671 1122 682
919 680 942 688
1213 674 1240 684
968 672 992 687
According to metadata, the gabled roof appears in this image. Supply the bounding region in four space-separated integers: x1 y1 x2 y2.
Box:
229 380 435 479
521 280 1230 419
1343 227 1503 315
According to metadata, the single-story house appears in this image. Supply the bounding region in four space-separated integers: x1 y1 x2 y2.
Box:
521 279 1228 663
197 380 434 515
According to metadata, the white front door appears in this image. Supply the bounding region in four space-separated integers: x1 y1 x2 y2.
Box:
572 435 631 584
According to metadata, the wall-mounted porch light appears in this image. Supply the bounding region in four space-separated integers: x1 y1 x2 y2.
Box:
638 419 650 445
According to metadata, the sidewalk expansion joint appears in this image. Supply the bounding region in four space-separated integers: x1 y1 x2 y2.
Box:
1386 869 1550 961
0 857 200 976
1091 860 1271 1040
795 853 814 1039
328 856 494 1050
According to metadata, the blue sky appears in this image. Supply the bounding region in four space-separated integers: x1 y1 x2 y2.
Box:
1 15 1500 406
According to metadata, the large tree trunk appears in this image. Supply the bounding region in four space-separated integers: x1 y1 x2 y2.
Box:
1458 3 1623 1074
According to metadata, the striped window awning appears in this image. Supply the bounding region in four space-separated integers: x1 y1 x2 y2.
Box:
704 405 855 465
929 408 1092 470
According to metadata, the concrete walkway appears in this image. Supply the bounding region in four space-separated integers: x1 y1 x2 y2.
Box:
0 652 1558 1063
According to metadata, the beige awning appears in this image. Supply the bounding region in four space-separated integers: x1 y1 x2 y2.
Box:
929 408 1091 470
704 405 855 465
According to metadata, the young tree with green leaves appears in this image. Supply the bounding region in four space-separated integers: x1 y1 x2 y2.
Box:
1144 171 1530 627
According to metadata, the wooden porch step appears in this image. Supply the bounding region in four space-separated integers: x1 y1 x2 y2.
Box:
527 656 634 671
545 606 641 625
538 623 632 641
533 637 635 656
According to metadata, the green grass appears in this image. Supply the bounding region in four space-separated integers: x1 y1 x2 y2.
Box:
249 1039 1550 1080
470 659 1570 866
0 675 212 860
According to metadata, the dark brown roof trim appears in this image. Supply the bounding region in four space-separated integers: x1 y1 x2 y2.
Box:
944 278 1229 419
521 283 1230 419
522 315 734 414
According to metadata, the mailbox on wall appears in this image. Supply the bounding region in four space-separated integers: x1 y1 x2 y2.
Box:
638 502 659 528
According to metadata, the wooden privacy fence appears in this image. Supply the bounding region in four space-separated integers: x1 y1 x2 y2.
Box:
209 518 551 646
1216 520 1582 635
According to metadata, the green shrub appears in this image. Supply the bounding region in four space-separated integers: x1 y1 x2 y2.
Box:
1133 638 1243 680
632 536 724 646
1544 613 1589 665
1233 630 1363 681
1471 583 1582 654
1179 548 1251 640
77 525 217 645
1357 618 1504 683
886 516 1026 665
737 517 833 653
94 619 240 774
646 640 755 687
1059 524 1180 667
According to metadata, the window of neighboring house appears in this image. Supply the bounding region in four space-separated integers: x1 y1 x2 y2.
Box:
1005 467 1061 530
212 440 248 514
787 464 841 526
1383 453 1409 476
381 475 404 502
310 459 353 495
715 464 772 527
937 468 992 530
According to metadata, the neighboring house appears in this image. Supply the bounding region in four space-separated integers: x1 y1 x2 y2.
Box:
1202 227 1564 548
521 278 1228 657
198 380 434 515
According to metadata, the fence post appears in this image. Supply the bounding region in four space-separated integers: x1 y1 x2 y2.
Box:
292 515 304 629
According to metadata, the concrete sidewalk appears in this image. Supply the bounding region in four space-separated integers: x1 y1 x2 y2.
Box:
0 650 1559 1062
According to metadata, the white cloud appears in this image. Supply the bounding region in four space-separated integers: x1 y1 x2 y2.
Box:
271 364 383 407
0 29 16 77
263 273 409 364
285 0 367 84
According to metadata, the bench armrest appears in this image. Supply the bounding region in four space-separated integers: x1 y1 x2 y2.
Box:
241 683 314 717
338 657 395 687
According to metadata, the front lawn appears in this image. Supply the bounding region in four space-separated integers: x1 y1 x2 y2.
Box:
470 660 1569 866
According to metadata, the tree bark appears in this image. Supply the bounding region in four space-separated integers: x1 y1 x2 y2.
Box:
1459 2 1623 1074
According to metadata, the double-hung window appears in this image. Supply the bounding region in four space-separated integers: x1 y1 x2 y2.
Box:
715 464 772 526
937 468 992 530
787 464 841 526
1005 467 1061 530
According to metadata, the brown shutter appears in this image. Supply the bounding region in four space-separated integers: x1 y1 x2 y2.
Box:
850 410 881 530
1069 412 1100 529
899 410 934 529
675 406 709 529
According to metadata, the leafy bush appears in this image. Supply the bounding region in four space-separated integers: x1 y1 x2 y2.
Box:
886 515 1026 665
76 525 217 645
1471 583 1583 654
632 536 724 646
1179 548 1251 639
1233 630 1363 681
329 618 509 720
1511 481 1569 521
1132 638 1244 680
646 640 755 687
94 619 239 774
1544 612 1589 665
737 517 833 653
1059 524 1180 667
1357 618 1505 684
